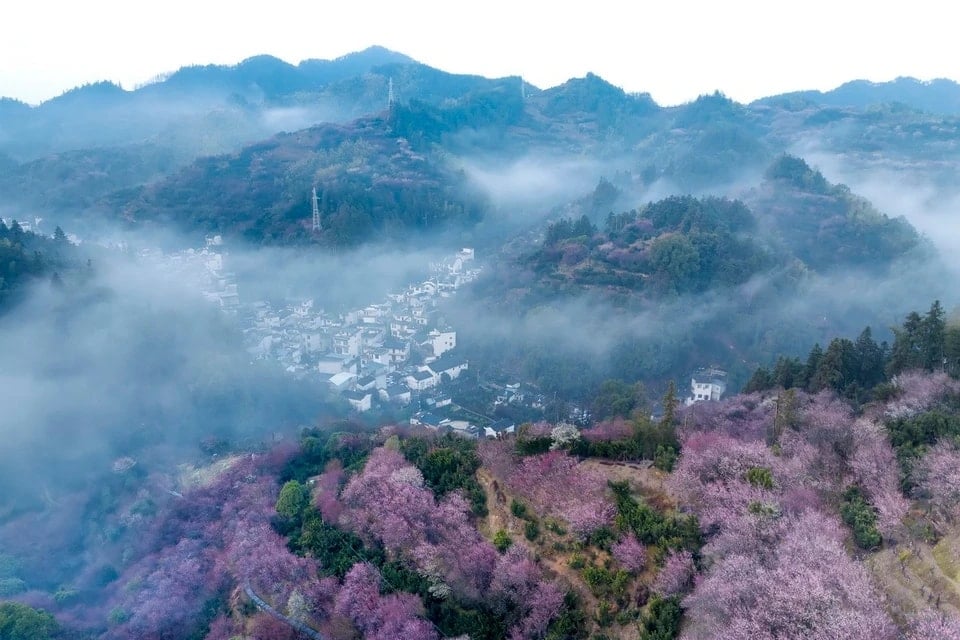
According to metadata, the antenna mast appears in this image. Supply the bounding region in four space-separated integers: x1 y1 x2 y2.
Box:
311 187 321 232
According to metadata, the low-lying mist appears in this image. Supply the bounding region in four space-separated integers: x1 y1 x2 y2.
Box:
799 148 960 264
0 233 463 590
445 151 960 399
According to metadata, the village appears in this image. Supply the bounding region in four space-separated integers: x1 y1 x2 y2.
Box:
133 236 727 438
134 238 560 438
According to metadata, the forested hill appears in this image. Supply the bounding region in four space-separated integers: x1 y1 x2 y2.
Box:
448 155 935 399
103 112 489 246
485 155 921 304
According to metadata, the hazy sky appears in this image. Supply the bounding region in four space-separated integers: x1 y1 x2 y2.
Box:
1 0 955 106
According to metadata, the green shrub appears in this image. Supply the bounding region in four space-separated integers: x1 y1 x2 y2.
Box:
840 486 882 550
493 529 512 553
596 600 615 627
744 466 774 489
524 520 541 541
511 499 530 519
639 596 683 640
545 519 567 535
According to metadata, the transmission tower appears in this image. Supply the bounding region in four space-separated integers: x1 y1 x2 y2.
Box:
521 76 526 100
311 187 321 232
387 77 395 110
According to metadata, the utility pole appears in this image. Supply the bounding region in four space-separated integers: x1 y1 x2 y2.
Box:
311 187 321 232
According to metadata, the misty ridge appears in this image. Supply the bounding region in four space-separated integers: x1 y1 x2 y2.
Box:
2 45 960 640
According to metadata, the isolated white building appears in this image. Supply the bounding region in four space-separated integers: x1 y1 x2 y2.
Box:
685 367 728 406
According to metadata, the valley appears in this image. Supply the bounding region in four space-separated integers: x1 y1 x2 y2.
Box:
2 44 960 640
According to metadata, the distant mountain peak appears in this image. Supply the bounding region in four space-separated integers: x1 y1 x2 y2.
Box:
45 81 127 106
236 54 292 68
756 76 960 115
332 45 415 66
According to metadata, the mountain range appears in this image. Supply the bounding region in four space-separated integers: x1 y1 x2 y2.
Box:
1 46 959 247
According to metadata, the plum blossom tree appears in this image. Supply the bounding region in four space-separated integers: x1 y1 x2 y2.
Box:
581 417 634 442
338 448 497 601
102 451 332 640
914 441 960 528
489 546 564 640
885 371 959 420
203 615 243 640
680 393 775 442
611 535 647 573
335 563 437 640
905 610 960 640
680 512 896 640
673 387 908 640
652 550 694 597
848 419 908 535
549 423 581 450
505 451 615 539
313 463 346 523
508 583 564 640
477 439 518 481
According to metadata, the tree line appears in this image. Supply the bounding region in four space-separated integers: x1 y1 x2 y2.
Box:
745 301 956 402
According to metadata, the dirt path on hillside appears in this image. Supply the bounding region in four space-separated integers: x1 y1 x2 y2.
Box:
582 458 677 510
870 534 960 625
475 467 599 610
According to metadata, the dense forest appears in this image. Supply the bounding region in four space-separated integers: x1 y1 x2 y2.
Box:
520 155 918 300
448 155 931 400
0 220 78 311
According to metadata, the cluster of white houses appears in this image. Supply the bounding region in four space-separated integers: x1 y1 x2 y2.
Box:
130 241 482 415
138 235 241 312
138 240 729 431
238 248 481 413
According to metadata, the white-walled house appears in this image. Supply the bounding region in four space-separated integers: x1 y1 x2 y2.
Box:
382 385 412 405
410 412 450 429
685 367 728 406
427 353 468 380
328 371 358 392
406 370 439 391
333 330 362 358
343 389 373 412
424 329 456 358
382 336 411 364
317 355 352 375
484 419 516 438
